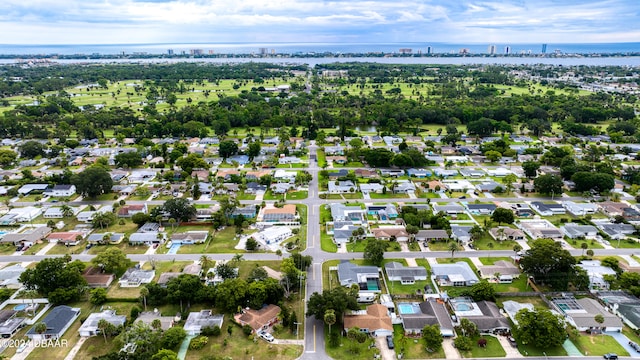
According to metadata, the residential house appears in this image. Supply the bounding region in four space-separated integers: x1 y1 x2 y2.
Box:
17 183 49 195
245 182 267 194
442 179 473 192
271 182 295 194
216 170 240 181
489 227 525 241
415 230 449 243
432 262 479 286
119 268 155 287
599 201 628 218
184 310 224 335
459 169 486 177
171 231 208 245
623 207 640 222
355 169 378 179
561 223 598 239
451 225 474 243
393 180 416 194
253 226 293 245
486 167 513 177
598 291 640 330
476 181 502 193
343 304 393 337
337 261 381 292
517 219 564 240
502 301 535 326
477 260 521 279
432 204 464 215
235 304 281 333
43 207 64 219
379 169 404 177
82 267 115 288
449 298 510 333
136 311 175 331
366 204 399 221
531 201 566 216
324 145 345 155
328 180 356 194
331 222 360 245
400 300 455 337
465 203 496 215
551 296 622 332
424 180 445 193
0 310 25 338
433 168 459 178
0 264 26 289
117 204 148 218
87 233 124 245
78 310 126 337
371 226 409 242
139 222 161 233
128 232 163 246
44 184 76 197
278 156 302 165
330 203 366 223
26 305 80 341
230 207 257 219
0 226 51 247
259 204 297 224
273 170 297 183
406 169 431 178
384 262 427 284
47 232 84 246
326 169 349 180
598 223 635 240
577 260 617 290
359 183 384 194
563 201 598 216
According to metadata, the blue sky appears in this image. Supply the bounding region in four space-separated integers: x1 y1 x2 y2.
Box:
1 0 639 44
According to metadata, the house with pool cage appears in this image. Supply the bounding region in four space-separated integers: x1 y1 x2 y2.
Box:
336 261 381 302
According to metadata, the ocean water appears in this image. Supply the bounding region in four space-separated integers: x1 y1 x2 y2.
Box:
1 42 640 56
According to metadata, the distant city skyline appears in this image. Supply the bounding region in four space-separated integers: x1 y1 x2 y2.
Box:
1 0 639 45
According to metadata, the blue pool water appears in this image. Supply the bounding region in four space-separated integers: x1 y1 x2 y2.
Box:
398 303 417 315
455 303 472 311
167 244 181 255
366 279 379 291
13 304 28 311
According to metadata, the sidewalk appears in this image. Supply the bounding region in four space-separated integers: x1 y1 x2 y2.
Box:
63 337 88 360
441 338 460 359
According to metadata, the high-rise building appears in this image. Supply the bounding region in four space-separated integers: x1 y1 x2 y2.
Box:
542 44 547 54
167 49 174 55
488 45 496 55
504 46 511 55
426 46 433 54
190 49 203 55
259 48 268 55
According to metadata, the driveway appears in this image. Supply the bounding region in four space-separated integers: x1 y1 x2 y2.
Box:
375 336 395 360
608 331 640 358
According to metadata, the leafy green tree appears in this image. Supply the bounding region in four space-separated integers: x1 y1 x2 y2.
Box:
448 241 459 258
176 153 209 174
218 140 238 159
466 280 496 301
0 149 17 167
247 142 261 158
151 349 179 360
306 287 359 320
72 165 113 198
19 140 47 159
160 327 187 350
422 324 443 351
491 208 515 225
454 336 473 351
90 288 108 305
363 240 387 266
19 256 87 303
132 212 151 226
92 248 132 276
151 198 196 222
533 174 563 195
324 309 336 334
522 160 540 179
114 151 143 168
519 239 584 290
166 274 203 310
458 318 479 337
91 211 117 229
571 172 615 194
513 309 565 349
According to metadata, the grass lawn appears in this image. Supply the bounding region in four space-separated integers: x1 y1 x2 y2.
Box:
0 244 18 255
321 232 337 253
566 238 605 250
473 234 518 250
460 335 506 358
574 334 629 356
392 325 445 359
388 280 430 295
478 257 513 265
185 327 302 360
263 190 286 201
610 238 640 249
295 204 307 250
428 241 461 251
346 239 401 253
46 243 87 255
326 193 363 200
437 257 478 271
88 243 150 255
516 340 567 356
493 276 531 292
196 227 243 253
325 326 380 360
623 326 640 344
286 191 308 200
369 192 408 199
495 296 550 310
106 284 142 299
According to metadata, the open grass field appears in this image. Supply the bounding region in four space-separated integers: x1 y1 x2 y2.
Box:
574 334 629 356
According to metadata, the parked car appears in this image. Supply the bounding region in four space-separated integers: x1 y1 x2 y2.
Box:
15 246 23 252
258 331 274 343
629 341 640 352
386 335 394 349
604 353 618 360
508 337 517 347
16 342 27 353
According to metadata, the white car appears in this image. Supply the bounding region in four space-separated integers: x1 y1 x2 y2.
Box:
258 331 274 342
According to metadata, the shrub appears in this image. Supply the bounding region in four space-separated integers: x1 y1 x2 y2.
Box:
454 336 473 351
242 324 253 336
201 325 221 336
189 336 208 350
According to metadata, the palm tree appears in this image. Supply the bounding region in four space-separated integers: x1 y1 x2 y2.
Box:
151 319 162 331
168 218 176 232
34 321 47 335
581 242 588 256
140 286 149 311
199 255 212 272
324 309 336 335
97 319 111 343
231 253 244 265
60 204 73 217
448 241 459 258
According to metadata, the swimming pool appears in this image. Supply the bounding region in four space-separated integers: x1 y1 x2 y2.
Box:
366 279 379 291
455 303 472 311
13 304 28 311
398 303 418 315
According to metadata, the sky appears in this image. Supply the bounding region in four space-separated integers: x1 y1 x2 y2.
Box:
1 0 639 45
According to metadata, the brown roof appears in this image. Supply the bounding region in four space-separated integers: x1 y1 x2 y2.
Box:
82 267 115 288
263 204 296 216
355 169 378 177
1 226 51 244
236 304 281 331
216 170 240 177
371 227 409 239
246 170 271 178
344 304 393 332
47 232 81 242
